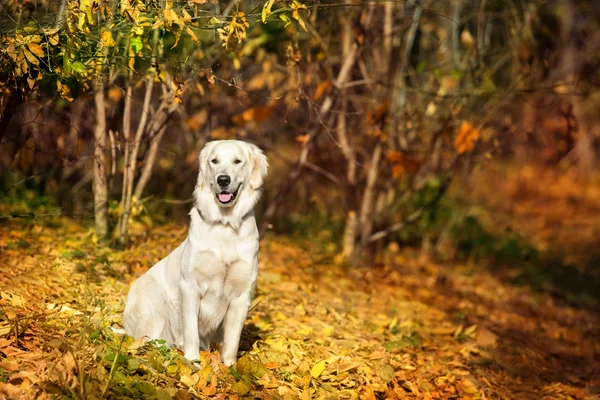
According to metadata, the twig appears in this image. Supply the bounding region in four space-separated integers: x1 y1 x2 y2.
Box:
55 0 68 29
101 337 124 397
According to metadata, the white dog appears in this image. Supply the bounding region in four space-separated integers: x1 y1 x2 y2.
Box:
123 140 268 366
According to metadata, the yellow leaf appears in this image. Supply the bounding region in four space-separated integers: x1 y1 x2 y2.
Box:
310 360 326 379
262 0 276 23
171 80 183 104
22 48 39 65
236 355 267 379
461 29 475 50
457 378 480 398
186 27 198 43
182 8 192 23
291 0 309 31
164 8 178 23
301 388 311 400
180 375 194 387
1 291 25 307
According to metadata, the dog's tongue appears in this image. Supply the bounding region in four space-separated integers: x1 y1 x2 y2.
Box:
218 192 233 202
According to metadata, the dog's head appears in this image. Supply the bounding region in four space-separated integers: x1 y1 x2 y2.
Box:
196 140 268 210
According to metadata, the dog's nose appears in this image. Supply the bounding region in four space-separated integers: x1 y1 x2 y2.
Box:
217 175 231 187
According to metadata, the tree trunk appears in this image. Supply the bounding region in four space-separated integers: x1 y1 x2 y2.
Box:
133 125 167 202
93 83 109 244
116 78 153 246
573 99 595 175
338 2 359 259
358 143 382 250
0 93 21 145
259 5 375 235
559 0 595 175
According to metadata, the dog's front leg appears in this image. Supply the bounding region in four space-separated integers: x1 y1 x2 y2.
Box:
221 259 254 366
180 280 201 361
221 295 250 366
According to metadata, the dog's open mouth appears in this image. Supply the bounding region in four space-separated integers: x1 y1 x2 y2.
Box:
216 185 240 205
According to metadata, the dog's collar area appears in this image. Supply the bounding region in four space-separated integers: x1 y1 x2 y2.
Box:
193 203 252 229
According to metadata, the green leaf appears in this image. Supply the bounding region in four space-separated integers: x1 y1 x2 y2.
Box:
384 333 423 352
127 357 140 371
378 364 395 382
232 380 251 395
209 16 222 26
88 329 101 342
235 355 267 379
71 61 86 75
279 13 291 27
130 37 143 54
383 340 408 352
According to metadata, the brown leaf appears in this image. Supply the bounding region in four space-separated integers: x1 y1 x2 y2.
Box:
313 80 332 100
0 361 19 371
0 382 21 400
476 327 498 347
27 43 45 57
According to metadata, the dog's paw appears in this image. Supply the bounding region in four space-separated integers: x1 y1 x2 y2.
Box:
184 351 200 363
221 356 237 367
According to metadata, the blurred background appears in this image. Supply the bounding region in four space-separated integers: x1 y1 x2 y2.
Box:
1 0 599 297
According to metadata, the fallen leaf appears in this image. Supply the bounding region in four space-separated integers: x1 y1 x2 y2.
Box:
378 364 395 382
310 360 326 379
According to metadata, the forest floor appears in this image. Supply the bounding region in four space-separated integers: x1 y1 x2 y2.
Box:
0 164 599 400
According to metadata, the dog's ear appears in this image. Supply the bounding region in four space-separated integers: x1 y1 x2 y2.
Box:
248 143 268 190
197 141 216 188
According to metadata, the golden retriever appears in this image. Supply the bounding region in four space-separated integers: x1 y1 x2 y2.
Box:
123 140 268 366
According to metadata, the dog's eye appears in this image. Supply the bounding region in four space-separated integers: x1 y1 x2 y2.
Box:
211 159 218 164
233 159 242 165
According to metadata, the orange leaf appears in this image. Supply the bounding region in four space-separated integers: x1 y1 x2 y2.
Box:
313 80 332 100
202 374 218 396
232 106 273 126
295 134 310 146
386 151 421 177
454 121 480 154
108 87 123 102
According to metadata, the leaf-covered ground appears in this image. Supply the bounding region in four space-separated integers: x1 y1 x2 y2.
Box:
1 166 599 399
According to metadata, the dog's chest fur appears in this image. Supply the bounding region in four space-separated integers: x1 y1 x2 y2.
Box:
183 213 257 334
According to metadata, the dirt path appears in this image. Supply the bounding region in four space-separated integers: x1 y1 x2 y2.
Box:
1 165 599 399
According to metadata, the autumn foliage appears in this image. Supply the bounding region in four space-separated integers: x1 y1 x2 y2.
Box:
1 1 600 398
